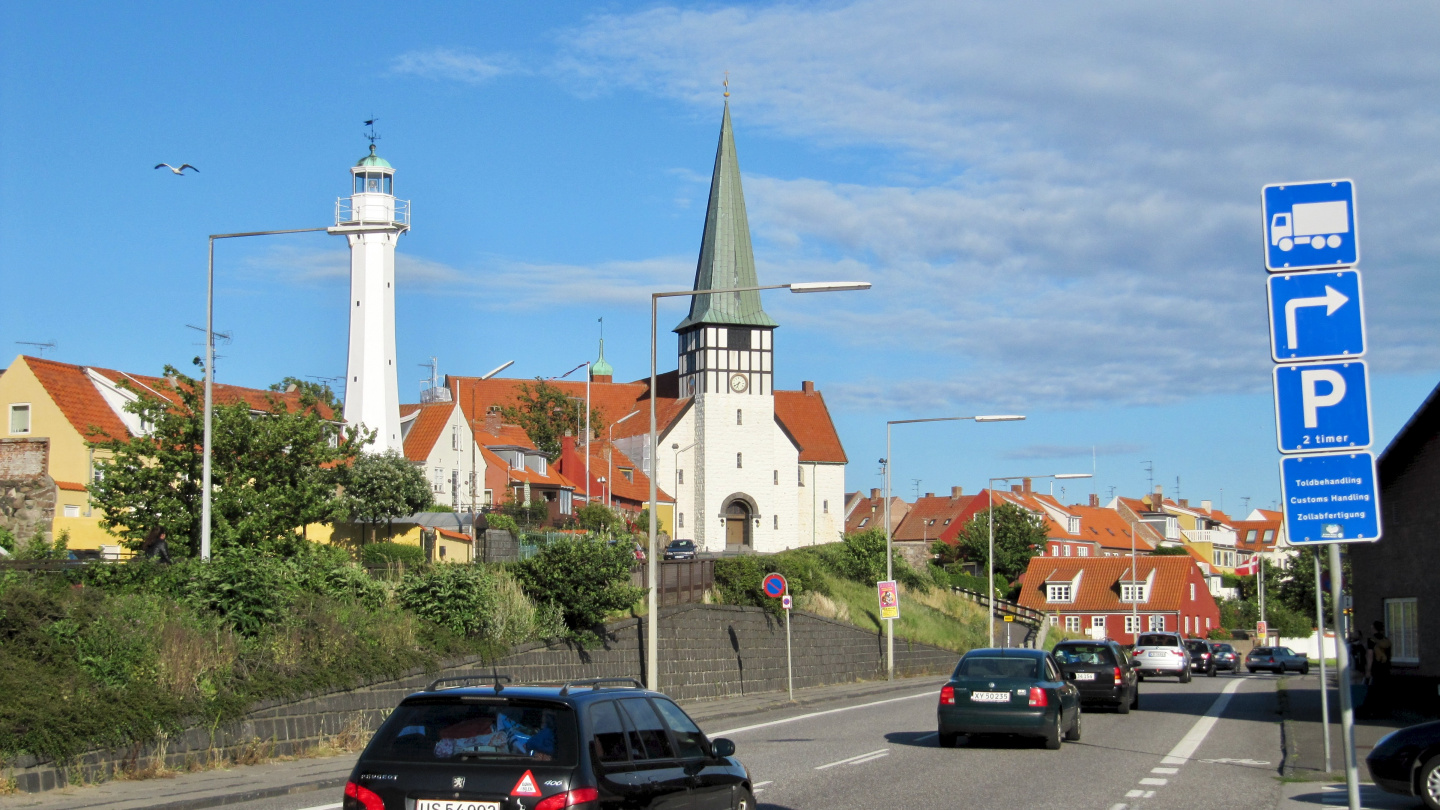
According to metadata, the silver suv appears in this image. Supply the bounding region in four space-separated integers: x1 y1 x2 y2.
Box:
1132 631 1192 682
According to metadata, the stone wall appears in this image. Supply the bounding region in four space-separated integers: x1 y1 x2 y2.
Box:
0 438 55 543
3 604 959 793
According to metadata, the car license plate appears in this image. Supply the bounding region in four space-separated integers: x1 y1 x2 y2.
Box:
1147 651 1165 657
417 801 500 810
970 691 1010 702
1074 672 1095 681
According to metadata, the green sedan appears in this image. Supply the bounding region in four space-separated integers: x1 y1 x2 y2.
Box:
937 648 1082 750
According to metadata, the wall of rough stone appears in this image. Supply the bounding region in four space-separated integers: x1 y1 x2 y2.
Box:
3 603 959 793
0 438 55 543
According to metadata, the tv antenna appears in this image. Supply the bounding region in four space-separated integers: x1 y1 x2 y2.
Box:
1140 460 1154 493
1240 496 1252 514
363 117 381 147
307 374 345 396
1106 485 1117 501
911 479 923 500
186 324 231 344
15 340 57 357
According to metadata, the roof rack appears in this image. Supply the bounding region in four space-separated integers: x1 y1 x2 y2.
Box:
427 673 513 692
559 677 644 695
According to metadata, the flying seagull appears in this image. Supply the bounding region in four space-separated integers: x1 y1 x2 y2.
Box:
154 163 198 175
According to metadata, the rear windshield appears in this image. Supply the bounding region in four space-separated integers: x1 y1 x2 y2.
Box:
1214 644 1234 653
1251 647 1272 655
367 699 578 764
1184 640 1209 652
1136 634 1179 647
955 656 1039 680
1053 645 1116 666
670 541 694 549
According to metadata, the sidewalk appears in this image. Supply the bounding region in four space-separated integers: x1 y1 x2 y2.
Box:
0 675 946 810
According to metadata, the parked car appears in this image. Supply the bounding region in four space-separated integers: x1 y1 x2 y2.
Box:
1366 719 1440 809
937 648 1082 750
1246 646 1310 674
1131 632 1192 682
343 676 753 810
663 539 697 560
1052 640 1140 713
1185 639 1218 677
1211 643 1239 673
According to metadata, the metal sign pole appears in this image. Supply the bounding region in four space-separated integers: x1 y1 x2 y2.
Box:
786 603 794 702
1314 548 1332 774
1329 543 1360 810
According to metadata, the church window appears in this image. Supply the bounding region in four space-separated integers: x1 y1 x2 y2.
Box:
774 515 778 529
737 409 742 425
798 466 805 486
737 453 743 469
773 470 778 485
678 513 684 528
823 500 829 514
678 470 684 485
452 427 459 450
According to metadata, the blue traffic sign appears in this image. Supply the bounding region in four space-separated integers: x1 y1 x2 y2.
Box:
1279 452 1381 544
1267 270 1366 361
762 573 787 598
1263 179 1358 271
1273 360 1371 453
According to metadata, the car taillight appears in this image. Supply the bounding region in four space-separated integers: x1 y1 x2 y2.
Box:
1028 687 1048 707
536 787 601 810
344 781 385 810
1113 667 1123 685
940 685 956 705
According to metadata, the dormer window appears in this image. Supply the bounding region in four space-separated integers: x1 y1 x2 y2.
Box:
1121 583 1149 603
1068 516 1081 534
621 467 634 483
1046 584 1073 603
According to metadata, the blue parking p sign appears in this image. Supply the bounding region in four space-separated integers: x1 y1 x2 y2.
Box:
1263 180 1358 271
1273 360 1371 453
1279 452 1381 544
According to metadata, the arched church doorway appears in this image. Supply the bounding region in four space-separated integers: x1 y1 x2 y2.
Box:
724 500 752 551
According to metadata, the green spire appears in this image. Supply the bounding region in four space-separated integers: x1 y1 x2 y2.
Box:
674 101 777 332
590 338 614 378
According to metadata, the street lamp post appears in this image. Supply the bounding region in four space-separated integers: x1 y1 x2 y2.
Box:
986 472 1092 647
202 227 330 561
647 281 869 690
882 414 1025 679
609 410 640 510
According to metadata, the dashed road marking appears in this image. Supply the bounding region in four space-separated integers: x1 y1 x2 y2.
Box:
815 748 891 770
1160 677 1246 765
1151 767 1179 774
296 804 343 810
1109 804 1128 810
1139 777 1169 786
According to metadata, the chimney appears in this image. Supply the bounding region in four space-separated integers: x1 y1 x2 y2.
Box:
924 492 935 499
1201 499 1212 512
1179 498 1189 508
1089 493 1099 507
1011 484 1022 493
560 435 576 466
801 380 816 395
951 486 963 500
1022 477 1032 494
484 406 502 435
870 488 881 501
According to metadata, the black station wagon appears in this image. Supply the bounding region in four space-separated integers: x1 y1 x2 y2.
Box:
342 676 753 810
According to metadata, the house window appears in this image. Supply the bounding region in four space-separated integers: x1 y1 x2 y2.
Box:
621 468 634 483
1065 616 1081 632
1093 615 1106 630
452 426 459 450
1185 615 1191 634
773 515 778 529
823 500 829 514
483 489 493 505
1386 598 1419 663
1121 583 1148 603
678 513 684 529
63 504 80 518
1077 546 1088 557
1046 584 1073 603
1068 516 1081 534
8 404 30 435
678 470 684 485
737 453 742 469
858 517 869 528
798 466 805 486
1190 583 1195 600
737 409 743 425
1049 615 1059 627
1149 615 1166 631
433 467 444 492
1124 615 1140 634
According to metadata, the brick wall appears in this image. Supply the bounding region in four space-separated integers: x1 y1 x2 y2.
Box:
3 604 958 793
0 438 55 542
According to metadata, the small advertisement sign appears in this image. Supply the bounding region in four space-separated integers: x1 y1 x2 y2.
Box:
876 580 900 620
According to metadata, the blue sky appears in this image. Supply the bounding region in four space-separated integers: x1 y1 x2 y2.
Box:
4 2 1439 514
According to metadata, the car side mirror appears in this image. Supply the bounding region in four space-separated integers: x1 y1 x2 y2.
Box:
711 738 736 758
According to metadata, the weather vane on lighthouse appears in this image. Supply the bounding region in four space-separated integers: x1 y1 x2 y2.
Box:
363 117 380 147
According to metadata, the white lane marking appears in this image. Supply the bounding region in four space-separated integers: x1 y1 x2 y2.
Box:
1201 757 1271 766
846 751 891 766
1159 677 1246 765
754 781 774 788
1126 789 1145 798
815 748 891 770
1109 804 1128 810
1151 767 1179 774
1139 778 1168 786
296 804 343 810
711 690 936 736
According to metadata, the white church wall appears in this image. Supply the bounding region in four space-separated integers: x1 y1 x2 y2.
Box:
797 462 846 548
651 408 697 541
691 390 793 554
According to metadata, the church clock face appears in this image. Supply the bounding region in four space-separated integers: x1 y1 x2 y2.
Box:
729 373 748 393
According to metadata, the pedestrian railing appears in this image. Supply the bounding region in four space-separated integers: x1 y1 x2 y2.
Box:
950 586 1045 627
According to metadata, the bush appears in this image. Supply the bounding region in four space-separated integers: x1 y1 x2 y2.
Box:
514 535 642 636
397 565 498 637
0 526 14 553
1207 627 1231 640
483 513 518 533
180 548 301 636
931 564 1000 597
576 502 624 534
360 541 427 568
712 549 830 615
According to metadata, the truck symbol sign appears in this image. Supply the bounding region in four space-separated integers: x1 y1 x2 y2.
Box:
1263 180 1358 271
1270 201 1348 252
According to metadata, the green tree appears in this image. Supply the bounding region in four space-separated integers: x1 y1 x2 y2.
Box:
513 534 642 638
576 502 624 534
268 376 342 412
341 450 433 543
954 503 1050 585
89 362 360 556
500 379 605 458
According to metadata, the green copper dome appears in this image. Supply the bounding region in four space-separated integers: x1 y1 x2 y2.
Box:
356 145 392 169
590 338 614 378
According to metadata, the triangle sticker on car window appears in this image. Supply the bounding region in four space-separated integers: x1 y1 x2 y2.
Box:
511 770 541 796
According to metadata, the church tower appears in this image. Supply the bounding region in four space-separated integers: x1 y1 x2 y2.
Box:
674 98 788 552
330 144 410 453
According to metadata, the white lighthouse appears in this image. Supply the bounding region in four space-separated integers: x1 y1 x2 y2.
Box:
329 144 410 452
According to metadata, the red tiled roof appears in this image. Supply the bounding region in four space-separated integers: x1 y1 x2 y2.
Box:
436 527 471 542
845 495 908 534
400 404 421 417
55 480 88 491
1232 520 1282 551
555 437 673 505
774 389 847 463
401 402 454 462
1015 555 1208 613
479 424 538 450
90 368 336 420
1065 505 1154 552
22 356 131 442
894 493 975 542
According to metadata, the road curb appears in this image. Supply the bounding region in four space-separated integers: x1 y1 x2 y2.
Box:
1277 677 1298 777
124 776 347 810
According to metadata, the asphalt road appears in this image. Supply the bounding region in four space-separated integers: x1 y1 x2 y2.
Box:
216 671 1289 810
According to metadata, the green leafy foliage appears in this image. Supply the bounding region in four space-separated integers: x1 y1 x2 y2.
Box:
953 503 1050 585
88 362 361 556
576 502 624 534
499 499 550 528
398 565 498 637
15 527 70 560
499 380 605 458
1219 595 1312 637
360 541 427 569
1150 545 1193 556
341 450 433 542
483 513 519 533
713 551 830 615
0 525 15 553
513 535 642 635
180 548 302 637
268 376 343 412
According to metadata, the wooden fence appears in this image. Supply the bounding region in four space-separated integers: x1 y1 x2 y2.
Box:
630 559 715 606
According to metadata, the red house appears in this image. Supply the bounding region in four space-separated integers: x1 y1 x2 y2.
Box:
1015 555 1222 645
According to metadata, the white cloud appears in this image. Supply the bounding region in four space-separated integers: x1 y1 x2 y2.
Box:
556 1 1440 411
391 48 513 84
1002 442 1147 462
